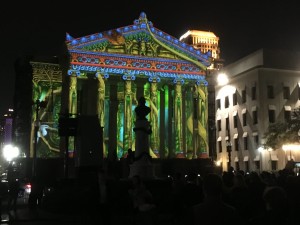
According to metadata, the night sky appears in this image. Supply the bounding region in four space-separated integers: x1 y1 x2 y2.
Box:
1 1 300 115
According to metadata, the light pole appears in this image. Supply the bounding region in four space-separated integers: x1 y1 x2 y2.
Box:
226 141 232 171
32 99 47 178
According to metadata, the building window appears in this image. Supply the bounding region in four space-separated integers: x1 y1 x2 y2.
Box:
243 113 247 126
234 138 239 151
271 161 277 171
283 86 290 99
218 141 222 153
253 110 258 124
233 92 237 105
216 99 221 109
244 136 248 150
284 110 291 122
252 86 256 100
226 117 229 130
217 119 221 131
242 89 246 103
225 96 229 108
269 109 275 123
233 115 238 128
267 85 274 99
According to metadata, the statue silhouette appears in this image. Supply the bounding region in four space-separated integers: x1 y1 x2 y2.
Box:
135 97 151 121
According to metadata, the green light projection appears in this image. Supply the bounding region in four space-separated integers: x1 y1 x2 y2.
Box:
32 81 61 157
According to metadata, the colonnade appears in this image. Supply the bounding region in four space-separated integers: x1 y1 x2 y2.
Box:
67 71 209 159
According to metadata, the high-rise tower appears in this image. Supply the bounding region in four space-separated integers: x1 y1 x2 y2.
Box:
180 30 223 70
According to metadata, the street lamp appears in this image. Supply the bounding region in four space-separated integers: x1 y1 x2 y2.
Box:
258 146 273 171
3 144 19 162
217 73 229 86
226 141 232 171
283 143 300 162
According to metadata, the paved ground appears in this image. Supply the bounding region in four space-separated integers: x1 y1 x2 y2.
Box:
0 178 176 225
1 197 174 225
1 197 86 225
1 198 175 225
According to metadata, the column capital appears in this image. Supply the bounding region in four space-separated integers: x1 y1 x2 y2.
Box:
67 69 80 76
195 79 208 86
148 74 160 83
96 71 109 79
173 78 184 85
122 74 135 81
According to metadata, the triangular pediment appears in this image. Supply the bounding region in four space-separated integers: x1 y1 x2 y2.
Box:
66 12 211 70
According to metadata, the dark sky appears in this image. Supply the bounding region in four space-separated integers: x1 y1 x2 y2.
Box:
1 1 300 115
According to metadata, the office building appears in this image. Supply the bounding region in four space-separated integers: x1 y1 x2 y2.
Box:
215 48 300 172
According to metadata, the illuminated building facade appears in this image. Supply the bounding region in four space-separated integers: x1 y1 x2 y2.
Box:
215 48 300 172
61 12 212 161
179 30 223 70
14 12 212 163
14 56 62 158
180 30 224 161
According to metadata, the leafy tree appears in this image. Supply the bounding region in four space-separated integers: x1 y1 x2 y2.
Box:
264 107 300 150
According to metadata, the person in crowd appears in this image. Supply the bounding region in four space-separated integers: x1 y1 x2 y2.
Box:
245 172 266 216
90 168 111 225
192 173 242 225
283 175 300 225
182 172 203 209
28 176 43 210
221 171 234 204
169 171 186 223
6 162 20 212
0 180 8 217
128 175 155 212
128 175 156 225
127 148 135 165
247 186 289 225
126 148 135 177
229 173 251 221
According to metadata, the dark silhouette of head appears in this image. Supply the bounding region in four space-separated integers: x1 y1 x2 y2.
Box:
203 173 223 197
263 186 287 211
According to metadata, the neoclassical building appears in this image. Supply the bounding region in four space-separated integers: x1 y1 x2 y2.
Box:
14 12 212 165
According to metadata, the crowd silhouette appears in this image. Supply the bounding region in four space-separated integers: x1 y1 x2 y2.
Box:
119 168 300 225
1 165 300 225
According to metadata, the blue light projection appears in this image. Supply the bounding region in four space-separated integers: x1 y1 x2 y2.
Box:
71 64 207 85
67 69 81 76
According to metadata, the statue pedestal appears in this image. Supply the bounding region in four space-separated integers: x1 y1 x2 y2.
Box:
129 156 154 178
129 120 154 179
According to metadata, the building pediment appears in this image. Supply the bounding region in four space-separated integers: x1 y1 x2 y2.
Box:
66 12 211 71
